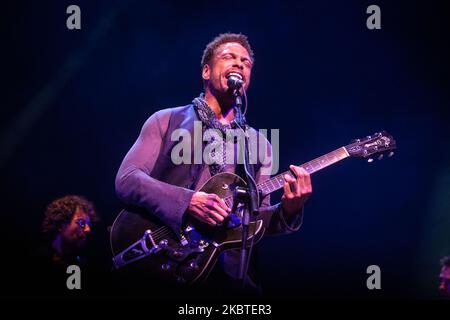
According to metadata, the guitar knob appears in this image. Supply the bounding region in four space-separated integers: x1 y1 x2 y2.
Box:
367 158 373 163
159 239 168 248
388 151 394 157
189 261 199 270
378 154 384 160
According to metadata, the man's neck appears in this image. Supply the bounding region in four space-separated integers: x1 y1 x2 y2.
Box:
204 89 236 125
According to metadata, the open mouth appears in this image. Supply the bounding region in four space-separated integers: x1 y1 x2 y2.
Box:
225 71 244 82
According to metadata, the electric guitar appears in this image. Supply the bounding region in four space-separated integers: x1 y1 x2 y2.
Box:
110 131 396 285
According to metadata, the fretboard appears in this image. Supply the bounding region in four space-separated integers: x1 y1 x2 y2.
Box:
258 147 350 197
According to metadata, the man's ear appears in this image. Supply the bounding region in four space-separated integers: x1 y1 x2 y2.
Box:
202 64 210 81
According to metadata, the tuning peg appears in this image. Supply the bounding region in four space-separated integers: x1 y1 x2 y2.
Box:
367 158 374 163
388 151 394 157
378 154 384 160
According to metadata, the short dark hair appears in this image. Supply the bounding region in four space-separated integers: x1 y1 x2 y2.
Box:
441 256 450 267
42 195 98 235
201 33 254 68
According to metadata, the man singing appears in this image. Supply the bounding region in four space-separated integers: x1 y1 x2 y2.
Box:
115 33 312 297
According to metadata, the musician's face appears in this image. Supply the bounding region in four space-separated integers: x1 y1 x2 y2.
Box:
60 207 92 249
203 42 253 94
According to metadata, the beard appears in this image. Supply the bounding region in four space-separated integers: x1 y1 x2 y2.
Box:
63 233 88 252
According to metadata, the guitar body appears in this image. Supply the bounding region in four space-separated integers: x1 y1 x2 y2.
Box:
110 172 265 285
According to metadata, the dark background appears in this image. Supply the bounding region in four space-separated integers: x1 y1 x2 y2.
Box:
1 0 449 300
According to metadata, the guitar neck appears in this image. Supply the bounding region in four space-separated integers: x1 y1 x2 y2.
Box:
258 146 350 197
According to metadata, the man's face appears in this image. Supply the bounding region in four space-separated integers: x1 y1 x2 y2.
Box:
439 265 450 296
202 42 253 94
60 207 92 249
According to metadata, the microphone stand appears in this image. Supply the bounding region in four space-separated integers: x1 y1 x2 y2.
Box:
232 89 260 287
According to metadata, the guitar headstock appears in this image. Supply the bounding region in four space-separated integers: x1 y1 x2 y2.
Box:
345 131 396 162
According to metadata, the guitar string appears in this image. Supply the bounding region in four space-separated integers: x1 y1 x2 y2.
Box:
151 226 168 235
151 232 171 244
153 231 171 241
152 228 171 238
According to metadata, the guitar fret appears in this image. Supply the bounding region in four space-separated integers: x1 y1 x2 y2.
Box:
259 183 268 196
268 178 276 190
311 160 322 171
276 176 284 188
328 153 338 163
302 164 313 173
260 185 267 195
325 154 333 162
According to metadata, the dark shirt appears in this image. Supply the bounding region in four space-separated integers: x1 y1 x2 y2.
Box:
28 235 112 299
29 241 86 298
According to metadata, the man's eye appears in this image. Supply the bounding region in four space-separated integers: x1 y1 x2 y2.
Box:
76 219 90 228
222 54 233 59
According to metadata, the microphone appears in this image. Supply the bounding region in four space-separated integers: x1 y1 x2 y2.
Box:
227 75 244 90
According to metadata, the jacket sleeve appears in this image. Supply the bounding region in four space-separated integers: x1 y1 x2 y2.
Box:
253 130 304 235
115 109 195 234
